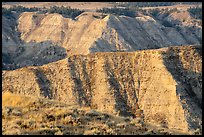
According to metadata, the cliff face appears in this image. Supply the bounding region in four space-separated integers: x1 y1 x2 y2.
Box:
2 45 202 133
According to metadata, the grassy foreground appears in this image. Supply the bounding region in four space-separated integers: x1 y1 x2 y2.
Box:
2 92 191 135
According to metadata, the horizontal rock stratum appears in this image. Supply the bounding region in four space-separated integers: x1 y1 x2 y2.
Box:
2 45 202 133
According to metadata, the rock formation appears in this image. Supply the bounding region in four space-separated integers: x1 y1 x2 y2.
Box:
17 11 202 54
2 5 202 134
2 45 202 133
2 9 202 70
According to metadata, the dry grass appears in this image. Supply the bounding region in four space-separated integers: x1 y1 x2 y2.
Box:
2 92 192 135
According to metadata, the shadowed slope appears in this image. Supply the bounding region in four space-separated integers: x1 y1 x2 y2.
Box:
162 45 202 131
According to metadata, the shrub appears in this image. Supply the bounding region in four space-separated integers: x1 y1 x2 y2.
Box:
2 5 84 20
188 6 202 20
48 6 84 19
96 7 136 17
162 20 173 27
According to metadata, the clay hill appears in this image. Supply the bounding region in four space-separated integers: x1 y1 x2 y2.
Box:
2 3 202 135
2 45 202 135
17 11 202 53
2 9 202 70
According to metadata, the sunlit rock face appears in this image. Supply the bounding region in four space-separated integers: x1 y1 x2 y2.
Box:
2 45 202 133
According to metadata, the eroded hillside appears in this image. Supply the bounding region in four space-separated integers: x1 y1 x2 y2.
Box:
17 11 202 54
2 45 202 134
2 12 67 70
2 8 202 70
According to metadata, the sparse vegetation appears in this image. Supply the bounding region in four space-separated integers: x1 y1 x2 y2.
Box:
2 92 192 135
188 6 202 20
115 2 175 7
2 7 12 16
162 20 173 27
47 6 84 19
2 6 39 15
96 7 136 17
148 8 179 18
115 2 201 8
2 5 84 19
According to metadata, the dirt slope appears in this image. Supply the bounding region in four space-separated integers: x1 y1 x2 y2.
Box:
2 10 202 70
17 12 202 55
2 45 202 134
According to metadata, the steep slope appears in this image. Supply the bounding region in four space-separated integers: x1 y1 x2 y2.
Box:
2 13 68 70
17 12 202 55
2 16 21 48
2 10 202 70
2 45 202 133
17 12 108 55
158 9 202 44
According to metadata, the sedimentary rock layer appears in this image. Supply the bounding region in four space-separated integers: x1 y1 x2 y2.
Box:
2 45 202 132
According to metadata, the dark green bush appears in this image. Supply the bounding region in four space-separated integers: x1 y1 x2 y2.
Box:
96 7 136 17
48 6 84 19
162 20 173 27
188 6 202 20
2 5 84 20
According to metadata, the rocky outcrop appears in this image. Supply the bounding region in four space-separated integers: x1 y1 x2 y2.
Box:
2 45 202 133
